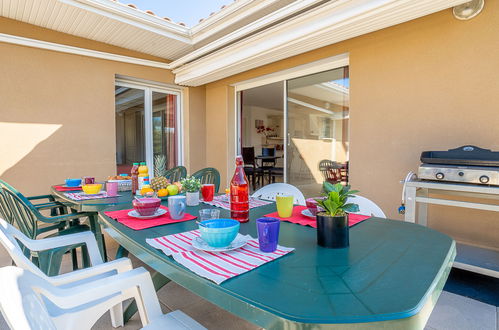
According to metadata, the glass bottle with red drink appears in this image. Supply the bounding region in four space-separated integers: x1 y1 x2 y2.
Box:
230 155 249 222
131 162 139 195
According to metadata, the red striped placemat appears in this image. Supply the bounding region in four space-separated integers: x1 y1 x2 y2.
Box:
264 205 371 228
54 185 81 192
146 229 294 284
201 195 272 210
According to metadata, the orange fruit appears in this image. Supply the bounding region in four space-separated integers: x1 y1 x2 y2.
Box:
140 186 154 196
157 188 169 197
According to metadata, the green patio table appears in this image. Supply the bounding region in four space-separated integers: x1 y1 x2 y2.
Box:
50 186 135 260
98 201 456 329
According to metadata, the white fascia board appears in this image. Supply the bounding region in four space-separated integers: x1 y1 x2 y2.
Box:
173 0 470 86
171 0 324 69
190 0 283 44
58 0 191 44
0 33 171 69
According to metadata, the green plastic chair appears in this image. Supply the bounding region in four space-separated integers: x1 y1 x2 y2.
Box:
192 168 221 193
0 180 92 276
164 166 187 183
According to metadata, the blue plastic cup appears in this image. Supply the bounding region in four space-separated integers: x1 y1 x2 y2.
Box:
168 196 186 220
256 217 280 252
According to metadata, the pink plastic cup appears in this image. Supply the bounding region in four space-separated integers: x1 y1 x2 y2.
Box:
106 181 118 197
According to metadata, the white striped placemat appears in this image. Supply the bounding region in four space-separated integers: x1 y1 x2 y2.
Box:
202 195 272 210
146 230 294 284
63 191 117 201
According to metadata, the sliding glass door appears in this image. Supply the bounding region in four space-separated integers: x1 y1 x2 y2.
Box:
286 67 350 196
115 80 181 176
236 65 350 197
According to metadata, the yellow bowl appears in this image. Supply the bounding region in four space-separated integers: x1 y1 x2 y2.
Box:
82 184 102 194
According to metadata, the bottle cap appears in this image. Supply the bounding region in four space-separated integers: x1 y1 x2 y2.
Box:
133 163 139 166
140 162 146 165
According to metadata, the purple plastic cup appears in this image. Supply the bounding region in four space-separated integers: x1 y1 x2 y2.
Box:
256 217 280 253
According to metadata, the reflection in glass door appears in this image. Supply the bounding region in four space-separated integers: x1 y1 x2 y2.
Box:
152 92 178 171
286 67 350 197
115 81 181 176
115 86 145 175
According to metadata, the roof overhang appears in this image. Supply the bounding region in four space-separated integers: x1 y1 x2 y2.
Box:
172 0 470 86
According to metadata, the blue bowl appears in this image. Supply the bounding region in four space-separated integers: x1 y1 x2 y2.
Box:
65 178 82 187
198 219 240 248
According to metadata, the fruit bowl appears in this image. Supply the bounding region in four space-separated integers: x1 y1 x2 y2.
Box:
132 197 161 216
81 184 102 194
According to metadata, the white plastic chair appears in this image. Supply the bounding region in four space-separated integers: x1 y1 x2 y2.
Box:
0 219 206 330
347 195 386 218
0 266 206 330
252 183 306 205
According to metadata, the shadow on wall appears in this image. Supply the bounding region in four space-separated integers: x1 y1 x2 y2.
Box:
0 121 115 196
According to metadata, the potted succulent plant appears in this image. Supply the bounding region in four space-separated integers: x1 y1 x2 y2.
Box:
181 176 202 206
316 182 359 248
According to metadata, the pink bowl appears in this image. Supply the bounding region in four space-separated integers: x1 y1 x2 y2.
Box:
132 198 161 216
306 197 324 216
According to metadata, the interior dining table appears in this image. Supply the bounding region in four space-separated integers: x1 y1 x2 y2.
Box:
50 186 135 261
98 200 456 329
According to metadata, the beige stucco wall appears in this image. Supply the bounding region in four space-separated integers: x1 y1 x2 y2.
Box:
204 3 499 249
0 18 202 196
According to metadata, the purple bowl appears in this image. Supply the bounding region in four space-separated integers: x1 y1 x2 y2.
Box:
132 198 161 216
306 197 325 216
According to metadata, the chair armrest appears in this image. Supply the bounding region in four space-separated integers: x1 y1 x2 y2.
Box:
15 231 103 266
33 202 65 211
37 212 92 224
43 267 163 324
27 194 55 202
49 258 133 286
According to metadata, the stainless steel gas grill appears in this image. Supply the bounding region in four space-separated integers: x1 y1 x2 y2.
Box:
401 145 499 278
418 145 499 186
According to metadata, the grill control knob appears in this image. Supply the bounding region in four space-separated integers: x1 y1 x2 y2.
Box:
436 172 445 180
479 175 490 184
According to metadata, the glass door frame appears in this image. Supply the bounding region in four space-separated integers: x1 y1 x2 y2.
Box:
115 78 183 177
234 54 349 184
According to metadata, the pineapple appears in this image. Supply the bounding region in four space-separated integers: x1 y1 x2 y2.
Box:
154 155 168 177
151 176 169 191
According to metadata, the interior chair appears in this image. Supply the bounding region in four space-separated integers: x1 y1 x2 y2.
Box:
318 159 342 184
192 168 221 192
0 219 206 329
0 266 206 330
0 180 93 275
347 195 386 218
164 166 187 183
251 183 306 205
242 147 262 190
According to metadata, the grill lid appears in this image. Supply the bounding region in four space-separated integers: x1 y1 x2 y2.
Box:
420 145 499 167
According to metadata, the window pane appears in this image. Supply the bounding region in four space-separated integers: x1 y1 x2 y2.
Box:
115 86 145 174
152 92 177 173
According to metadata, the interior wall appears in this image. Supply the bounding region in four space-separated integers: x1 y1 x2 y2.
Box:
0 19 193 196
204 3 499 249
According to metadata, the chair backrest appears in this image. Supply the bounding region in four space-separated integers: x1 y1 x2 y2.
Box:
252 183 306 205
164 166 187 183
0 218 48 279
318 160 342 183
242 147 256 167
347 195 386 218
192 168 221 193
0 180 41 238
0 266 57 330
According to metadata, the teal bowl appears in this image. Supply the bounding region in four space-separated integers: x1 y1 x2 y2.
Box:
198 219 240 248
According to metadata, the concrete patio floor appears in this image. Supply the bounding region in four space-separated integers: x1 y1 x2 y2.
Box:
0 233 497 330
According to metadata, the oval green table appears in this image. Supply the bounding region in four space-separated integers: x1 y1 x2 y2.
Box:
98 201 455 329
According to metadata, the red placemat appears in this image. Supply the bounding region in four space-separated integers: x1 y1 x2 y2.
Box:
54 185 81 192
264 205 370 228
104 206 197 230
